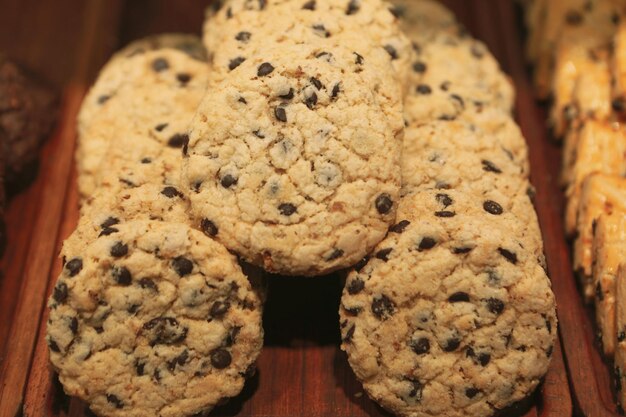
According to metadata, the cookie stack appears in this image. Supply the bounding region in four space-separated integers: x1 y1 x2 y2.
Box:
524 0 626 410
340 2 556 416
46 1 556 416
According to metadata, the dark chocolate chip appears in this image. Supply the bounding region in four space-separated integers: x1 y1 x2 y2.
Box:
375 248 393 261
384 44 398 60
48 339 60 352
440 81 451 91
177 73 191 84
418 237 436 251
168 133 188 148
486 298 505 315
596 282 604 301
613 97 626 113
274 106 287 122
127 304 140 314
331 83 341 99
112 266 132 286
201 219 218 237
257 62 275 76
101 217 119 228
106 394 124 409
229 56 246 71
302 0 316 9
435 210 455 218
135 360 145 376
253 129 265 138
409 380 423 400
152 58 169 72
110 242 128 258
99 227 119 237
546 345 554 357
436 193 453 207
220 174 238 188
346 0 360 15
375 194 393 214
139 278 157 291
483 200 503 215
498 248 517 264
211 348 232 369
444 338 461 351
390 220 410 233
65 258 83 277
279 88 294 100
141 157 152 164
371 294 395 319
448 292 470 302
310 77 323 90
143 317 188 346
465 387 480 398
238 96 247 104
410 337 430 354
161 186 183 198
98 95 110 105
347 278 365 295
343 324 355 343
327 248 344 261
470 44 485 58
53 282 68 303
235 31 251 42
168 349 189 371
354 257 369 272
210 301 230 318
453 247 473 254
278 203 297 216
224 326 241 347
412 61 427 73
172 256 193 277
344 306 362 316
416 84 432 95
482 160 502 173
312 24 330 37
354 52 364 65
305 92 318 109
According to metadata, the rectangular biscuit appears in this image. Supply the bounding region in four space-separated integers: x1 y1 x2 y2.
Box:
574 173 626 302
592 213 626 356
563 121 626 236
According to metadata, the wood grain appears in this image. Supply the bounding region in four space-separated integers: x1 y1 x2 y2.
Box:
1 1 574 417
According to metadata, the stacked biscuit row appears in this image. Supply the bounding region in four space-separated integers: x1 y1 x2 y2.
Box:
339 1 556 417
524 0 626 407
45 1 556 416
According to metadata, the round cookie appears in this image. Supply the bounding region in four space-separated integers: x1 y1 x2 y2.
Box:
48 220 264 417
339 190 556 417
183 43 401 276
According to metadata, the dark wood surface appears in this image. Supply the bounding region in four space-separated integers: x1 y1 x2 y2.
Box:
0 1 575 417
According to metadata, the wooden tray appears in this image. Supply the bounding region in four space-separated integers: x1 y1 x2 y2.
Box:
0 1 573 417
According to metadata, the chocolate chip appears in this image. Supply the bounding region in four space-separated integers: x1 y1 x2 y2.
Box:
97 95 110 105
384 44 398 60
372 294 395 319
354 257 369 272
135 360 145 376
327 248 344 261
161 186 183 198
375 194 393 214
440 81 451 91
110 242 128 258
343 324 356 343
172 256 193 277
106 394 124 409
465 387 480 398
354 52 364 65
112 266 132 285
278 203 297 216
141 157 152 164
596 282 604 301
143 317 188 346
168 133 188 148
177 73 191 84
210 301 230 318
486 298 505 315
229 56 246 71
48 339 60 352
375 248 393 261
390 220 410 233
53 282 68 303
453 247 473 254
238 96 247 104
443 338 460 351
279 88 294 99
410 337 430 354
235 31 251 42
413 61 427 73
470 44 485 58
498 248 517 264
312 24 330 37
619 331 626 342
65 258 83 277
275 106 287 122
565 10 583 25
546 345 554 357
220 174 238 188
127 304 140 314
435 211 455 217
139 278 157 291
436 193 453 207
482 160 502 173
152 58 169 72
201 219 218 237
224 326 241 347
101 217 119 228
346 0 360 14
305 92 318 109
253 129 265 138
99 227 119 237
331 83 341 99
418 237 436 251
168 349 189 371
211 348 232 369
347 278 365 294
416 84 432 95
302 0 316 9
257 62 274 76
483 200 503 215
344 306 362 316
408 380 423 400
310 77 323 90
613 97 626 113
449 292 470 302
